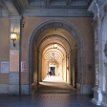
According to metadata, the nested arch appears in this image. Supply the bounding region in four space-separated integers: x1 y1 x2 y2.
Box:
39 34 70 83
28 19 86 94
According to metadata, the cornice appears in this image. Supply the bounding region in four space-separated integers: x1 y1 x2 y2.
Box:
29 0 91 8
13 0 29 14
23 8 92 17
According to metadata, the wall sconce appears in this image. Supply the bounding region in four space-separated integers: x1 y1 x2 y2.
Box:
10 32 18 47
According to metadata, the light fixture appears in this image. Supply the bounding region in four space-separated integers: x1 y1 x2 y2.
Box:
53 44 57 48
10 32 17 47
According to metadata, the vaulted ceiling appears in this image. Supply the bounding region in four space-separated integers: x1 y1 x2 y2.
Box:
0 0 93 16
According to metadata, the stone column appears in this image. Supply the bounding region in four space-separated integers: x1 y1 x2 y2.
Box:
9 16 21 95
89 1 103 105
102 41 107 106
92 15 103 105
102 13 107 106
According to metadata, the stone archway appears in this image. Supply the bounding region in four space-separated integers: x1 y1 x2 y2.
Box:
28 20 86 94
38 33 73 85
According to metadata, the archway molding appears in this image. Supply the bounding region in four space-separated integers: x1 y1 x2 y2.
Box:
28 19 86 94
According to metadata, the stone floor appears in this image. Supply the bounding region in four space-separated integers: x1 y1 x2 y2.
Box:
0 94 103 107
43 76 64 82
0 79 103 107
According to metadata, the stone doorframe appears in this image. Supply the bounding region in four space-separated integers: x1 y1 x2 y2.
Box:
28 19 86 94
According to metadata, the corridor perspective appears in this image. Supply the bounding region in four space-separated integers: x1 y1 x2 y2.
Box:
31 27 79 94
0 0 107 107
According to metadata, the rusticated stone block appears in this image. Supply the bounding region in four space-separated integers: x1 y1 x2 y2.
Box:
0 73 9 84
1 61 9 73
0 84 8 94
21 85 29 95
10 50 19 72
21 72 29 84
9 73 19 84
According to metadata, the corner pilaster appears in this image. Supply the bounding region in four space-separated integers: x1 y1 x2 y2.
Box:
88 0 103 105
9 16 21 95
89 0 107 105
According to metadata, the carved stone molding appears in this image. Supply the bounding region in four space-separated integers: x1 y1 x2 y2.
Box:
104 41 107 58
88 0 107 21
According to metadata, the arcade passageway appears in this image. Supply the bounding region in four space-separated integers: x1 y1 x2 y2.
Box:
31 27 79 93
0 0 107 106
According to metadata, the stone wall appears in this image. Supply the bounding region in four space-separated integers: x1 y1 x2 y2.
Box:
21 16 94 94
0 17 10 94
0 16 94 95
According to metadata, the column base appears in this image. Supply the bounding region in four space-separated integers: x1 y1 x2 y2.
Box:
102 91 107 107
92 87 102 105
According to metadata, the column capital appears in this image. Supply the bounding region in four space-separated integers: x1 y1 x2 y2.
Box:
88 0 107 21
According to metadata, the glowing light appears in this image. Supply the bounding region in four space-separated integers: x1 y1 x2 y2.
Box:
53 44 57 48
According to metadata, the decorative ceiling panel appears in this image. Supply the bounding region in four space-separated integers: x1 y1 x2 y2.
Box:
29 0 93 9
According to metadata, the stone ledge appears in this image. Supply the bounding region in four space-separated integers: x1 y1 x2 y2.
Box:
9 73 19 85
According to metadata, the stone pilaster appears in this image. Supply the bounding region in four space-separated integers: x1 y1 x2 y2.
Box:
89 0 103 105
102 14 107 106
9 16 21 95
89 0 107 105
93 17 103 105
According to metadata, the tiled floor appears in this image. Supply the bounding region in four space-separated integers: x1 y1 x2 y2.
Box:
0 94 103 107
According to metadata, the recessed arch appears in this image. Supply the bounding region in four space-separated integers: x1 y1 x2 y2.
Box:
28 19 86 94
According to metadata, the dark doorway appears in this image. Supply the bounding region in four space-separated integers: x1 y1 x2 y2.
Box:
50 67 55 75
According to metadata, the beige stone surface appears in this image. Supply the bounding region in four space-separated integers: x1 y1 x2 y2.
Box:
0 17 9 60
21 72 29 84
0 16 94 93
10 50 19 72
21 17 94 85
0 73 9 84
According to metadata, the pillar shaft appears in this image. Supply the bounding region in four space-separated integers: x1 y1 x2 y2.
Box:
9 16 21 95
